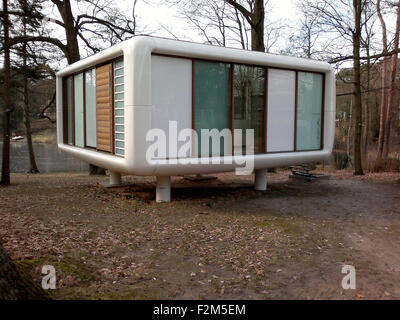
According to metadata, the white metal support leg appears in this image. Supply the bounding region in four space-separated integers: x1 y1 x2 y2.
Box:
156 176 171 203
109 171 121 186
254 169 267 191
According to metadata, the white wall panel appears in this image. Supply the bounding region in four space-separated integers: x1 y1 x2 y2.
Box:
267 69 296 152
151 55 192 159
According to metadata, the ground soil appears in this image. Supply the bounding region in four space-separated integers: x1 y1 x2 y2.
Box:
0 169 399 299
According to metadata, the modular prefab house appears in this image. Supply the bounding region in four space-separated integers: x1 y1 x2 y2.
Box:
56 36 336 202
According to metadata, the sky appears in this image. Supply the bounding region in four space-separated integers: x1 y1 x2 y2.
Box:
119 0 299 51
3 0 397 70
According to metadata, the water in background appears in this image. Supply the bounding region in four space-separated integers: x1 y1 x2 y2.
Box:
0 142 89 173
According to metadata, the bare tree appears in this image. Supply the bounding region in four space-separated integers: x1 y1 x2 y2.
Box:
305 0 373 175
352 0 364 175
374 0 389 170
225 0 265 51
1 0 11 185
383 1 400 159
6 0 139 63
286 0 323 58
360 2 376 163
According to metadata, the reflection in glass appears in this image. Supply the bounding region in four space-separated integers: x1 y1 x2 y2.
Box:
233 65 266 154
194 61 232 157
66 76 73 144
296 72 323 151
74 73 84 147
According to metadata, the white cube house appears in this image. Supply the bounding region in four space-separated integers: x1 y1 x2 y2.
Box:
56 36 336 202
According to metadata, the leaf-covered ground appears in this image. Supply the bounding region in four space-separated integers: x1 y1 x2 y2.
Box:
0 170 399 299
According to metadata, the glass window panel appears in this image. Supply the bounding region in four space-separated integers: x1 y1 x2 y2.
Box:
114 58 124 156
115 93 124 101
116 133 124 140
267 69 296 152
114 60 124 69
114 84 124 92
115 109 124 116
74 73 84 147
116 141 125 148
115 117 124 124
194 61 232 157
115 101 124 108
114 68 123 77
296 72 323 151
115 77 124 85
233 65 266 155
85 69 96 148
66 76 73 144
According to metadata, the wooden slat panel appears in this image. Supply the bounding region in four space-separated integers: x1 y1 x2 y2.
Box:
97 138 111 145
97 96 111 104
96 63 112 152
96 92 110 99
97 143 111 151
97 120 111 127
97 108 111 115
96 78 110 86
97 102 109 110
97 132 111 140
96 71 111 79
97 114 111 122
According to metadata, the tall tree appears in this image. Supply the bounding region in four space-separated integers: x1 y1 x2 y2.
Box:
225 0 265 51
17 0 44 173
307 0 370 175
2 0 140 175
285 0 323 58
352 0 363 175
383 1 400 159
1 0 11 186
374 0 389 171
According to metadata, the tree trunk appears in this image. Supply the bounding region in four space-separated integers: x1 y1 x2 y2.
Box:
374 0 388 171
353 0 363 175
53 0 102 174
52 0 80 64
1 0 11 186
251 0 265 52
347 98 353 160
225 0 265 52
362 44 371 163
383 1 400 160
0 241 50 300
22 8 40 174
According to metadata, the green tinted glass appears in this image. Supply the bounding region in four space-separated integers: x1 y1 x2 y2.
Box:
296 72 323 151
194 61 232 157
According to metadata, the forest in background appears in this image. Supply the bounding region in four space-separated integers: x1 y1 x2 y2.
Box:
1 0 400 185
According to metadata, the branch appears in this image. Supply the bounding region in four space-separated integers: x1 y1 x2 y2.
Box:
39 91 56 123
329 48 400 64
76 14 135 36
225 0 255 28
7 36 68 57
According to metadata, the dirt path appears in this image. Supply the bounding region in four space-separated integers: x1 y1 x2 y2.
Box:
0 171 399 299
